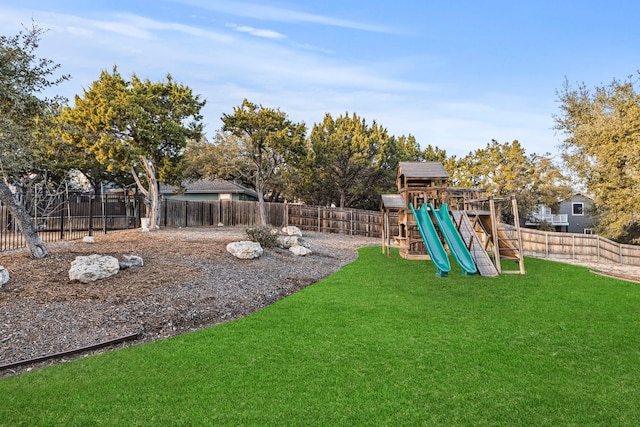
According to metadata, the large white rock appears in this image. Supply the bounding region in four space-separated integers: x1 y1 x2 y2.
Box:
226 241 263 259
279 235 310 249
281 226 303 236
289 245 312 256
69 254 120 283
0 266 9 288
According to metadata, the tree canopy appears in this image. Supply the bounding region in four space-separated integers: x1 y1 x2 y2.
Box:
448 140 572 222
60 68 205 228
555 75 640 242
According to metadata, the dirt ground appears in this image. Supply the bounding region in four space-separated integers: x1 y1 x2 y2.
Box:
0 227 379 376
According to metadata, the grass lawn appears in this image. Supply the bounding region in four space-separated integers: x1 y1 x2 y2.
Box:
1 247 640 426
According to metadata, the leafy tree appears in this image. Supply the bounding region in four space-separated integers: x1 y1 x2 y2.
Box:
289 115 442 210
60 68 205 228
448 140 571 222
304 112 388 209
0 24 69 258
221 99 307 225
555 75 640 242
183 132 256 191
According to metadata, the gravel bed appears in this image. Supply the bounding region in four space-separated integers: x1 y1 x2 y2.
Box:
0 227 378 377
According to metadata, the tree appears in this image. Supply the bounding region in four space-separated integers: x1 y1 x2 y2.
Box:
221 99 307 225
0 24 69 258
60 68 205 228
555 75 640 242
304 112 388 209
448 140 571 222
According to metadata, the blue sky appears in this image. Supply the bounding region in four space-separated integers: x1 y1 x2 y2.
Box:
1 1 638 157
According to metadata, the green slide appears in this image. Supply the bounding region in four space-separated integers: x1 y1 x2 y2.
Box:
409 202 451 277
430 203 477 276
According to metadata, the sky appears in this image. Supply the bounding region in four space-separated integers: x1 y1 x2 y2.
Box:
1 0 639 157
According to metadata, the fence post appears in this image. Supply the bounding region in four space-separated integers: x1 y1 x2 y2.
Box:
620 242 623 265
285 202 288 226
184 201 188 228
545 232 549 258
60 192 66 240
88 195 94 237
317 206 321 233
351 209 354 236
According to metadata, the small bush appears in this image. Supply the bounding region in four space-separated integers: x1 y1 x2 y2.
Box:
245 225 279 248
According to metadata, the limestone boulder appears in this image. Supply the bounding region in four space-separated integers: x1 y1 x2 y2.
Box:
69 254 120 283
289 245 312 256
279 235 310 249
281 226 303 237
227 241 263 259
0 266 9 288
119 255 144 269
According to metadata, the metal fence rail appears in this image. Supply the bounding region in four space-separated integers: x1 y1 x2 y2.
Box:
1 193 142 253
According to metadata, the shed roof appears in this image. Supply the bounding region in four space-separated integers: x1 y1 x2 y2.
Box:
397 161 449 179
380 194 405 210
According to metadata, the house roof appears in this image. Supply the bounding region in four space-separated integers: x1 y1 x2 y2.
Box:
397 161 449 179
160 178 258 198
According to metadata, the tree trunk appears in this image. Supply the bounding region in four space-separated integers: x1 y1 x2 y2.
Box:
132 157 161 229
255 170 268 226
0 180 48 258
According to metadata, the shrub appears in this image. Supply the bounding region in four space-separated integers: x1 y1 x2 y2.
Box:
245 225 279 248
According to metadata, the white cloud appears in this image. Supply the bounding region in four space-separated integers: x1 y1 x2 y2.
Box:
226 23 285 40
173 0 395 33
0 3 560 158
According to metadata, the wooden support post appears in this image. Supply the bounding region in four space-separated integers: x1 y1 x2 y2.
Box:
509 195 526 274
489 196 501 274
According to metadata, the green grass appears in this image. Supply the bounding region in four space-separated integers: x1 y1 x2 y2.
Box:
2 247 640 426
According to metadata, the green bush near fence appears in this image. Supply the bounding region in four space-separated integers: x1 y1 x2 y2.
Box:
1 248 640 425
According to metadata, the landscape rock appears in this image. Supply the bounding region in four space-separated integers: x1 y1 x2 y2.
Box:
279 235 310 249
282 226 303 237
119 255 144 270
226 241 263 259
83 236 95 244
0 266 9 288
289 245 312 256
69 254 120 283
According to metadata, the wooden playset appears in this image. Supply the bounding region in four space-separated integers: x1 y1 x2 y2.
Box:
380 161 525 277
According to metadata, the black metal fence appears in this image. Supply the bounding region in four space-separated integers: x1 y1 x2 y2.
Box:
1 193 142 252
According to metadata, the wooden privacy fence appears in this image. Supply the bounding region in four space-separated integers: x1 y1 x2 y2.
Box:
3 196 640 266
285 204 383 237
160 200 383 238
521 228 640 266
